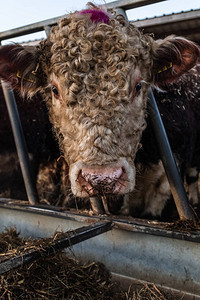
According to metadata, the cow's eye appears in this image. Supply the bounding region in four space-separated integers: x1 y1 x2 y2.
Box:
136 82 142 93
52 85 59 97
132 81 142 99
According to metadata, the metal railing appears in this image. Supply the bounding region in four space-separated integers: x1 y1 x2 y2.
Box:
0 0 195 220
0 0 167 42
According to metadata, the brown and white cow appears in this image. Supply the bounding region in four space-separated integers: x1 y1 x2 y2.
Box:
0 5 199 217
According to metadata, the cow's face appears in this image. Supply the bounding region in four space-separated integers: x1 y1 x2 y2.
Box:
46 14 151 197
0 7 199 199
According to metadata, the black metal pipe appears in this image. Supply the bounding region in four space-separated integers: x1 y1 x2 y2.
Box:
89 197 105 214
0 221 112 275
148 88 195 220
1 82 39 205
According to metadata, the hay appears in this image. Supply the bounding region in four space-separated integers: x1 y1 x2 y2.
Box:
126 283 180 300
0 228 123 299
0 228 23 253
164 219 200 232
0 228 181 299
1 254 122 299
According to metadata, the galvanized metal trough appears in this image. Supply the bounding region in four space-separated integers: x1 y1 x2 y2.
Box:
0 198 200 299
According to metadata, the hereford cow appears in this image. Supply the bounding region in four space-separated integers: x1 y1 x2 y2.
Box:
0 5 199 218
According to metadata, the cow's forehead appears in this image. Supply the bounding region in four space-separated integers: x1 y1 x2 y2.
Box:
49 13 153 80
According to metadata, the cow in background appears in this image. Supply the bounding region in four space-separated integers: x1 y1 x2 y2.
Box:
131 63 200 219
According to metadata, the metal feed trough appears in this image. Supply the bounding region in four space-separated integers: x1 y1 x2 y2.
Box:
0 0 200 298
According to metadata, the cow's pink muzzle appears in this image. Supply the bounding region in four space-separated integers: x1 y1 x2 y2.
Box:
69 159 135 197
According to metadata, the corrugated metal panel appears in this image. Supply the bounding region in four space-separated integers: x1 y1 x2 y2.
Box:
133 9 200 43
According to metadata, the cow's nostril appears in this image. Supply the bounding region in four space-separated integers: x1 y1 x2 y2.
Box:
81 167 123 184
77 167 125 196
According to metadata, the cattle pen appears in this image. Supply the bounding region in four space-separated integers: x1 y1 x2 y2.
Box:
0 0 200 298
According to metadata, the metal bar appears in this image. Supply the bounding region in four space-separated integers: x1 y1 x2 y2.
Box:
113 8 128 19
1 82 39 205
101 196 110 214
133 9 200 28
106 0 167 10
0 221 112 275
0 17 62 41
0 200 200 243
44 25 51 36
89 197 105 214
148 88 195 220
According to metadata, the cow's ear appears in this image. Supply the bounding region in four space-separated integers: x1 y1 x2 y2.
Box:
0 44 42 96
152 36 200 87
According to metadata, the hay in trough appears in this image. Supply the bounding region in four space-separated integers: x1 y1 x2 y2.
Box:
164 218 200 232
0 228 182 299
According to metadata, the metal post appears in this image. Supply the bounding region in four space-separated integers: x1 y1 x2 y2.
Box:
148 88 195 220
114 8 128 19
1 82 39 205
89 197 105 214
44 25 51 36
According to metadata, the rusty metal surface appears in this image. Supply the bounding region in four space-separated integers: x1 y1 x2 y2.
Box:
0 199 200 296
